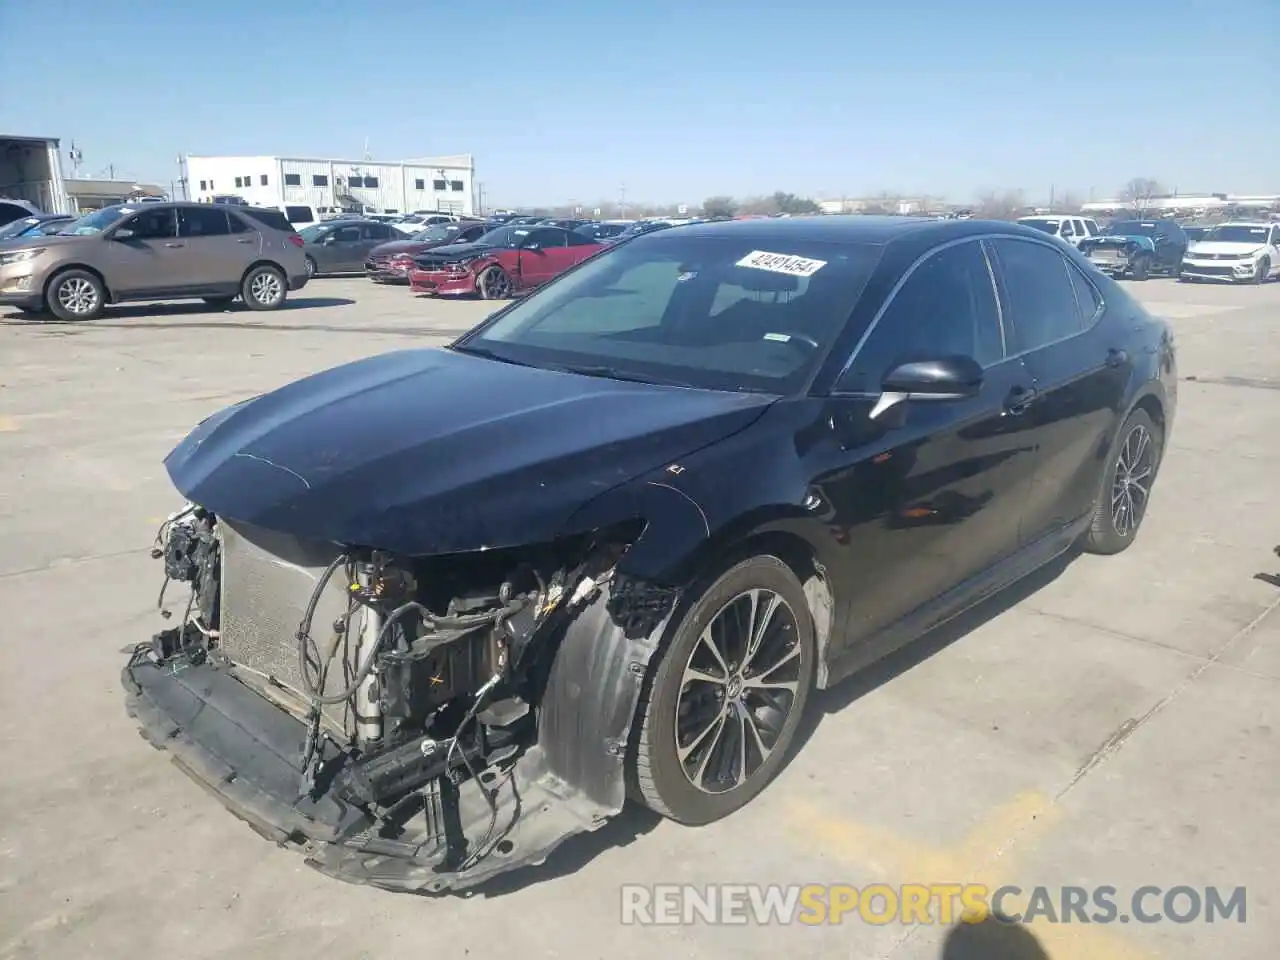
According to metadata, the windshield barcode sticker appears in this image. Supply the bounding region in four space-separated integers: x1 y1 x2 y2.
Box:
736 250 827 276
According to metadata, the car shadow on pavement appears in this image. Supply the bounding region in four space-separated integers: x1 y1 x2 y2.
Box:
0 296 356 325
792 547 1078 756
939 914 1050 959
466 804 664 899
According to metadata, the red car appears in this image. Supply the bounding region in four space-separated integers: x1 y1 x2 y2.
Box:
408 225 604 299
365 220 489 283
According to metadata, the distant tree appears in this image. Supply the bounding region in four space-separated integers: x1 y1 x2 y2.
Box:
702 195 738 218
1053 191 1083 213
860 203 890 215
974 189 1027 220
1120 178 1164 214
771 191 820 215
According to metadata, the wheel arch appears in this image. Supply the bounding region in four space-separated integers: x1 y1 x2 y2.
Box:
44 263 115 304
240 259 287 286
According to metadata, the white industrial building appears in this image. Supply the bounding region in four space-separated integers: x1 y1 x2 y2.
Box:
183 154 477 216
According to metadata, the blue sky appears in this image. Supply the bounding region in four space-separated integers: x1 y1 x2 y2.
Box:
2 0 1276 207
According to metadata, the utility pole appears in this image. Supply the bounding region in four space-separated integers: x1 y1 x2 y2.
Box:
619 183 626 218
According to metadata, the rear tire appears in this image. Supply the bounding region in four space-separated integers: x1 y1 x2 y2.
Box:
1084 408 1162 555
304 256 317 279
629 555 815 824
46 269 105 322
241 265 287 311
1129 255 1150 281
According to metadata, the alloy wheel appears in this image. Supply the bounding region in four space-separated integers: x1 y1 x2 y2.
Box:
250 271 283 306
675 588 802 795
56 277 99 316
481 268 512 299
1112 424 1155 537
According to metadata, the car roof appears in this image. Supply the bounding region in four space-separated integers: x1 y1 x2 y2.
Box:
659 214 1045 246
1210 221 1273 228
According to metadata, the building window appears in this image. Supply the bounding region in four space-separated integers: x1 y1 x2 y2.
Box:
363 176 379 188
199 180 207 191
260 174 269 186
414 178 425 190
233 177 242 188
432 179 447 191
284 173 301 186
243 174 251 186
449 180 464 192
312 174 328 186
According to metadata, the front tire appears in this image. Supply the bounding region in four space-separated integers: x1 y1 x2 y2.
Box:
1254 257 1270 285
46 269 105 321
1129 255 1150 281
1084 408 1163 555
241 265 287 311
630 555 815 824
476 265 513 300
304 256 317 279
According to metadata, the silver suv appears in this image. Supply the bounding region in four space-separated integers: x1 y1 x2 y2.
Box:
0 202 309 321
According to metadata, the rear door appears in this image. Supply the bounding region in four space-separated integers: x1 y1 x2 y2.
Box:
102 206 186 297
565 228 602 266
317 224 363 271
986 236 1128 543
177 206 243 290
358 222 396 268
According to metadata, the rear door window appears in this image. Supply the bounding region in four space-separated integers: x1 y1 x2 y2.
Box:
284 205 314 224
988 237 1085 352
178 206 231 237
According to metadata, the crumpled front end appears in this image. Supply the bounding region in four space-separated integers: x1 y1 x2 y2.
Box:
122 506 679 893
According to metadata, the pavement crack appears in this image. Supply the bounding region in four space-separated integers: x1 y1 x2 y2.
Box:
1054 591 1280 802
0 546 151 580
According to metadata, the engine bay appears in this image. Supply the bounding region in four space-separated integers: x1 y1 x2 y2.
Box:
140 502 644 875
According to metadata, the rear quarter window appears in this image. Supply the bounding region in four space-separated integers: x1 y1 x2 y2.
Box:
284 206 314 224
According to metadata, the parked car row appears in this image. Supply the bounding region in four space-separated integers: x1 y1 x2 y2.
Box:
356 216 693 298
1078 219 1279 284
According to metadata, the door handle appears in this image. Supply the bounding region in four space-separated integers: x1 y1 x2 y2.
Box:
164 242 184 248
1106 348 1129 367
235 238 254 244
1003 384 1037 415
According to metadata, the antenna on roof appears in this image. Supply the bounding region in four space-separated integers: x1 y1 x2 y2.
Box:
364 137 371 160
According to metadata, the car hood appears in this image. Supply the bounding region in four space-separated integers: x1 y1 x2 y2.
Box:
1186 241 1265 256
413 241 500 263
165 347 776 556
368 239 432 258
0 233 91 250
1084 234 1155 249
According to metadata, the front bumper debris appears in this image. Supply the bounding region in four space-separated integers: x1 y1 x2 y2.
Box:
123 657 611 894
121 577 671 894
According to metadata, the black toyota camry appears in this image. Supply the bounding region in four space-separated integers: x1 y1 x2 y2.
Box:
124 215 1177 893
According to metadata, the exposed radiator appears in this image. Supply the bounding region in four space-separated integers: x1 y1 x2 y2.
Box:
218 519 359 734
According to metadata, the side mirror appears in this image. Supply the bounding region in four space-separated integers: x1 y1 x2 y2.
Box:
322 235 337 245
523 242 542 252
871 356 983 422
113 228 135 240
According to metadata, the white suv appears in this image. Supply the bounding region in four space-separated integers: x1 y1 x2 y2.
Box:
1181 222 1280 284
1016 215 1100 248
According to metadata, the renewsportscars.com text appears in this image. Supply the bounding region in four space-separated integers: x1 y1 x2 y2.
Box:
619 883 1247 926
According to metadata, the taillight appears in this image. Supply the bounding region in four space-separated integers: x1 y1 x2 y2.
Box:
288 234 304 247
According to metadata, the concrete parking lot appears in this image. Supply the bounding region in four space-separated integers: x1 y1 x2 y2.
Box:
1 276 1277 960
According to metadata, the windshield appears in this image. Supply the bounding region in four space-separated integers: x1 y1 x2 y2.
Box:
1104 221 1158 236
298 224 328 242
473 225 530 248
0 218 41 240
1018 218 1061 235
57 205 129 236
454 233 882 394
1183 227 1208 240
413 223 464 242
1203 225 1270 244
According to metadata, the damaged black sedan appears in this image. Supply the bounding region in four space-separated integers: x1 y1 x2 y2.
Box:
123 216 1177 893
